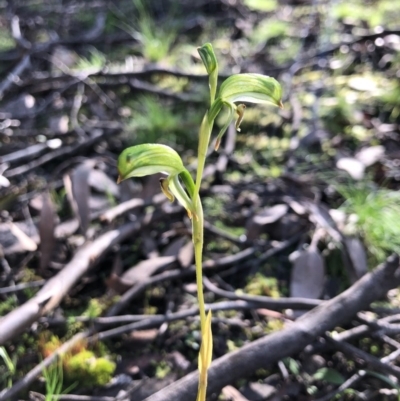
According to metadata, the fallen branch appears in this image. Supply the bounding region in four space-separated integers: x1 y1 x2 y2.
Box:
143 254 400 401
0 222 140 345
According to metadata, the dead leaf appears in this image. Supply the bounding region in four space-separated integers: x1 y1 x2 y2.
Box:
305 202 343 242
162 237 194 268
105 253 125 293
246 204 288 240
129 329 158 342
39 192 56 270
355 146 385 167
105 273 129 294
0 221 39 254
345 237 368 279
169 351 190 371
54 219 80 238
88 195 111 211
122 256 176 285
329 209 347 231
253 204 288 225
256 309 286 319
178 240 194 268
240 382 277 401
64 161 94 235
336 157 365 180
9 222 37 252
290 247 325 299
163 236 187 257
222 385 251 401
0 175 10 188
108 256 177 293
284 197 307 215
88 168 120 197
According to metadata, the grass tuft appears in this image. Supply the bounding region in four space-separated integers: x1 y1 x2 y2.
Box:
338 182 400 263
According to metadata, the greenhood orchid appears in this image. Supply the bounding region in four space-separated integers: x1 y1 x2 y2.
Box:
117 43 282 401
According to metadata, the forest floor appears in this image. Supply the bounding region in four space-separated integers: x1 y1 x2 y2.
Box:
1 0 400 400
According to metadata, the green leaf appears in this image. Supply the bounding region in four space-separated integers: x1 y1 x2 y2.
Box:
313 367 345 385
285 357 300 376
218 73 283 107
117 144 185 182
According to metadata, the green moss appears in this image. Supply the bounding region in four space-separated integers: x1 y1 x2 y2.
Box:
65 350 115 387
0 30 16 51
245 273 280 298
154 360 171 379
82 299 104 319
0 297 17 317
39 335 115 387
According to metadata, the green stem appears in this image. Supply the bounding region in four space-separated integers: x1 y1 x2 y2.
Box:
194 113 214 203
192 196 206 329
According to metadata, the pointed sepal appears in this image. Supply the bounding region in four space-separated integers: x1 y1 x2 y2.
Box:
198 43 218 105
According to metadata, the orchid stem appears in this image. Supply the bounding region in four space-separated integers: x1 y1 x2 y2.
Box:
192 197 206 330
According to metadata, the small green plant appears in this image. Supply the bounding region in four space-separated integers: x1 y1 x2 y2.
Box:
42 359 76 401
117 43 282 400
338 182 400 264
128 0 178 62
125 95 201 150
0 346 16 388
74 47 106 72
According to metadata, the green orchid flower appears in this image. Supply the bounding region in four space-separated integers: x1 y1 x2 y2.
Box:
117 144 196 218
209 73 283 150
